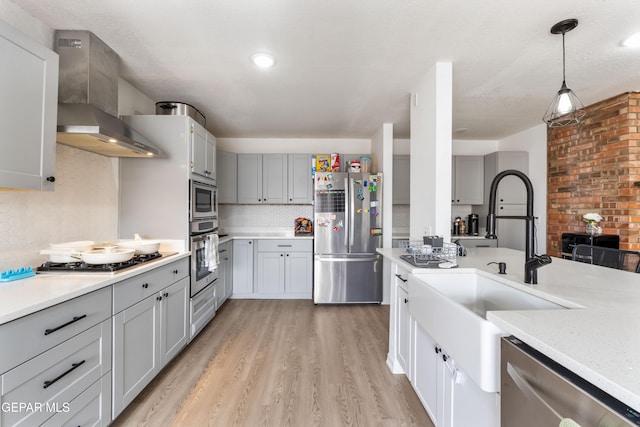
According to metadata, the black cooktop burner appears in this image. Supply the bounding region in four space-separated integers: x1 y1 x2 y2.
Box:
37 252 163 273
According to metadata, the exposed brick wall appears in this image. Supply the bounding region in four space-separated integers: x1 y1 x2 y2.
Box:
547 92 640 256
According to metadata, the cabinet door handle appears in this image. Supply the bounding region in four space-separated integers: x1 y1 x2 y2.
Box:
286 253 289 257
404 298 408 304
280 254 284 257
142 283 149 289
163 292 169 298
46 176 56 182
394 273 407 283
173 269 179 274
43 360 85 389
44 315 87 336
434 346 441 354
157 296 163 301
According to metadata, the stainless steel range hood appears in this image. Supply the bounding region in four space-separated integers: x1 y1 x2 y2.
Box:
54 30 163 158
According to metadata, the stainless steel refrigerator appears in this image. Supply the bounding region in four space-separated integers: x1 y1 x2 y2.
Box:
313 172 383 304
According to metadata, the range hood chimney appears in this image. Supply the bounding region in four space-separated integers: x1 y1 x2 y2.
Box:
54 30 163 158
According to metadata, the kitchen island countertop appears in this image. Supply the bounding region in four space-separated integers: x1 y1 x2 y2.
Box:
377 247 640 412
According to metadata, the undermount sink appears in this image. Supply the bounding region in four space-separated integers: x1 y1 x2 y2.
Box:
408 272 571 393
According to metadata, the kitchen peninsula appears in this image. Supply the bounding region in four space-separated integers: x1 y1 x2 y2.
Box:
378 246 640 419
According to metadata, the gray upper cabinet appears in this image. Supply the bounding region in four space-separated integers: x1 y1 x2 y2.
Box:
262 154 287 204
217 151 238 203
191 123 216 182
393 155 410 204
237 154 263 203
236 153 312 204
452 156 484 205
484 151 529 204
0 20 58 191
287 154 313 204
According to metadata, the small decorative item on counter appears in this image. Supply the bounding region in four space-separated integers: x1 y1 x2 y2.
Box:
1 266 35 282
350 160 361 172
294 217 313 235
331 153 340 172
582 212 603 235
316 155 331 172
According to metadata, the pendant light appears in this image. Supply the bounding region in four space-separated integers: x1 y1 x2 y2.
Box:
543 18 586 127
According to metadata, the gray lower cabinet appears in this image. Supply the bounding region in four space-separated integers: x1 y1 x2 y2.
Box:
0 287 112 426
255 239 313 299
232 239 255 296
217 240 233 308
112 259 189 418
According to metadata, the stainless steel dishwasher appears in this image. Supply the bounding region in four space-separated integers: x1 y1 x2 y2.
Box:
501 336 640 427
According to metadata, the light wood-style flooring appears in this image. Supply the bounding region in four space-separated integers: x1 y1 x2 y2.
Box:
112 299 432 426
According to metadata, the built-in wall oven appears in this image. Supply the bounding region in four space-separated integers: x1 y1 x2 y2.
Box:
189 179 219 339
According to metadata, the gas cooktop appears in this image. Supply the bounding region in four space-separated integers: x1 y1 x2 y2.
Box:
36 252 174 273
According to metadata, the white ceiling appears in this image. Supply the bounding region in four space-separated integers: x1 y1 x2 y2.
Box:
11 0 640 140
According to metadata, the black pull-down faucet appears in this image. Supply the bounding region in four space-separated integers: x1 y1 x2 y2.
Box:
485 169 551 284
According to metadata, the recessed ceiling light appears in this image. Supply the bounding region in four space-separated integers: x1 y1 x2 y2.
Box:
622 32 640 47
251 53 275 68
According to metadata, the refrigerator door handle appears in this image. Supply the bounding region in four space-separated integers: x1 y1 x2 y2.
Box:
348 176 355 249
314 255 380 262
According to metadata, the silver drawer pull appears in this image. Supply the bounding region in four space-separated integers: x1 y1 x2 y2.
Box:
44 315 87 336
277 245 292 247
43 360 86 389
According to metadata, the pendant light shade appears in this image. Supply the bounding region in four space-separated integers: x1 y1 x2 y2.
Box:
543 19 586 127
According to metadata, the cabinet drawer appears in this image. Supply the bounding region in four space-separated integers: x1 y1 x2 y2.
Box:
257 239 312 252
0 287 111 374
1 319 111 426
461 239 498 248
113 258 189 313
41 373 111 427
393 264 410 292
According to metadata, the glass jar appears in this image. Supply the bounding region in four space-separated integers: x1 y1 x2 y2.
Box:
360 156 371 173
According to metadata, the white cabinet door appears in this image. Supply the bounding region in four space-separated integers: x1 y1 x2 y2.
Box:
452 156 484 205
393 155 410 204
191 123 208 178
285 251 312 296
412 321 439 425
397 285 410 372
237 154 263 203
262 154 287 204
288 153 313 204
0 20 57 191
206 133 216 182
160 277 189 365
256 251 286 294
217 151 238 203
112 295 160 417
232 239 254 295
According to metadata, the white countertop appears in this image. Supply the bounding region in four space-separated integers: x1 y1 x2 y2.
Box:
377 247 640 411
0 252 190 325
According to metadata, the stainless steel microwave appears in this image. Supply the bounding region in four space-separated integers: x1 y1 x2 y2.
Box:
190 180 217 223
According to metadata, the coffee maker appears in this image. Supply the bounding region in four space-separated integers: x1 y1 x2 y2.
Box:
467 214 479 235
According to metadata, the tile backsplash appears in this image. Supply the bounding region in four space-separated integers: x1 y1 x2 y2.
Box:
219 204 314 230
0 145 119 270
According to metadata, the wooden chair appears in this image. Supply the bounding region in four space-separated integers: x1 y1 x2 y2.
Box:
572 244 640 273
